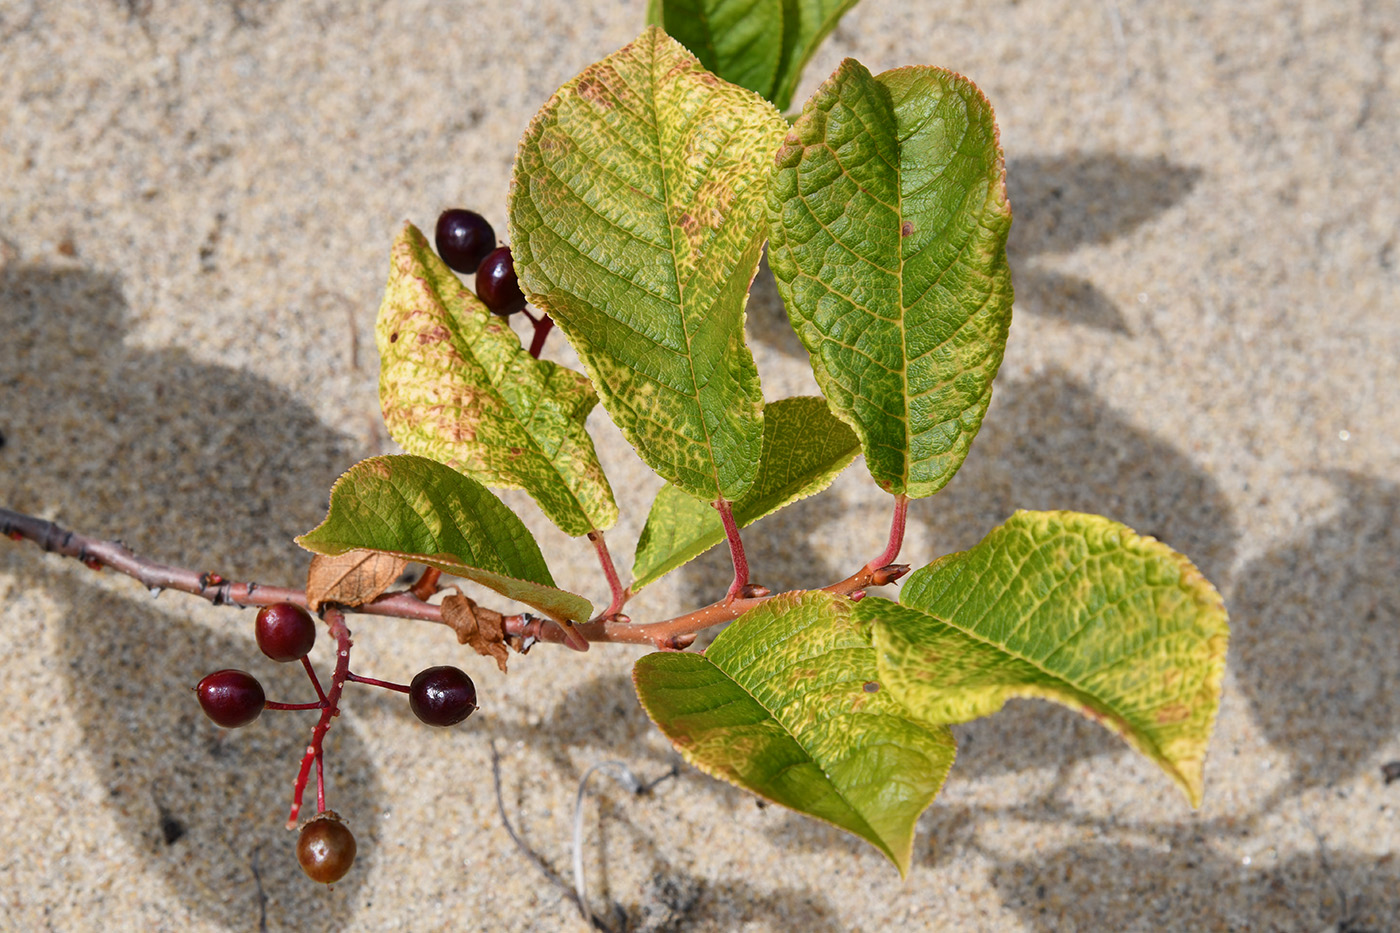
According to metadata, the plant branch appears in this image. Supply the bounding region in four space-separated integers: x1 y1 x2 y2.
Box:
0 507 446 622
1 506 907 653
586 530 629 621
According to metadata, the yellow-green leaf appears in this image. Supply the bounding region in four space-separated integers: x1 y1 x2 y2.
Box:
634 592 955 876
509 26 786 502
631 396 858 590
376 223 617 537
768 60 1013 498
297 455 592 623
859 510 1228 806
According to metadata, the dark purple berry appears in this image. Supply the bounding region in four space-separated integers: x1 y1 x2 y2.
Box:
255 602 317 662
409 666 478 726
297 813 357 884
475 246 527 316
434 209 496 275
196 669 265 728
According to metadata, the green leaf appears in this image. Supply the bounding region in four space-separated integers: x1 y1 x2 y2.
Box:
646 0 863 112
509 26 786 503
645 0 784 101
633 592 955 876
297 455 593 623
376 222 617 537
859 510 1228 806
631 396 859 590
767 60 1014 498
770 0 864 113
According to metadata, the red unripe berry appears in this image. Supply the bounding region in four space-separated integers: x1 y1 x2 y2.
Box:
196 669 265 728
297 813 357 884
409 666 478 726
255 602 317 662
475 246 528 316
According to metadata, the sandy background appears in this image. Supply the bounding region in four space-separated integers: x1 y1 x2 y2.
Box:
2 0 1397 930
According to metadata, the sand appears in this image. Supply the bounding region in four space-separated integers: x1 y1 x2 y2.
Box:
1 0 1397 929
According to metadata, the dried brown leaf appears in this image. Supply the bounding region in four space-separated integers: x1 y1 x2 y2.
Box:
441 593 509 674
306 549 408 611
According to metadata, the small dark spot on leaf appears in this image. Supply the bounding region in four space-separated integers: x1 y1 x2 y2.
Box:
863 681 879 693
389 332 399 343
1383 761 1400 785
901 222 914 237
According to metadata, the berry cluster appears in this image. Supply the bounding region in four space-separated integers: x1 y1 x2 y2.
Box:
434 209 552 356
195 601 478 885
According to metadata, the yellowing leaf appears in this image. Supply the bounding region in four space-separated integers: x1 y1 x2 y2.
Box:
632 396 858 590
376 223 617 536
509 26 786 502
859 511 1228 806
634 592 955 875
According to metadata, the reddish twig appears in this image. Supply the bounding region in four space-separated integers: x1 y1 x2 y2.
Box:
528 314 554 358
1 506 907 653
865 494 910 572
713 499 750 601
301 656 328 704
0 507 445 621
345 672 410 693
286 607 352 828
586 530 629 621
315 749 326 814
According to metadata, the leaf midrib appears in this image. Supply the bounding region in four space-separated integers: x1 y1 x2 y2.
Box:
648 35 724 499
435 280 599 531
709 647 888 850
890 73 910 492
898 553 1183 774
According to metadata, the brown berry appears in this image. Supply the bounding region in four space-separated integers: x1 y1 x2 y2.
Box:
297 813 357 884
